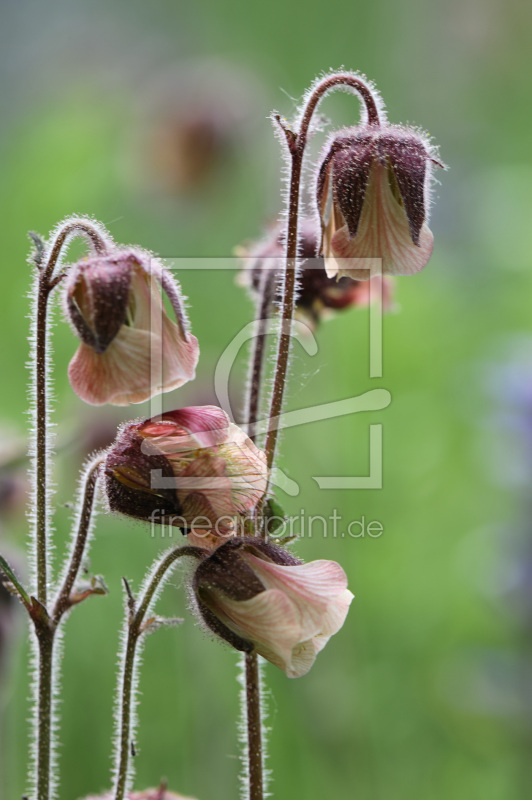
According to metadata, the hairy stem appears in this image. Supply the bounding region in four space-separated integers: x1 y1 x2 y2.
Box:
33 220 109 605
240 267 276 800
29 218 110 800
113 546 203 800
35 279 52 607
238 74 382 800
52 456 104 623
264 72 381 477
246 268 276 443
245 653 264 800
35 626 54 800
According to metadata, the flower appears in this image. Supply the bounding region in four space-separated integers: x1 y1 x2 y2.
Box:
238 219 393 328
317 125 443 280
104 406 268 541
192 538 354 678
64 249 199 405
82 789 197 800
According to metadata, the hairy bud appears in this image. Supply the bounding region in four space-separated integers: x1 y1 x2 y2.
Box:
64 249 199 405
192 538 354 678
104 406 268 540
239 219 393 327
317 125 443 279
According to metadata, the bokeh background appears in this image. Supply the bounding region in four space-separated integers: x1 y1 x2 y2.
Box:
1 0 532 798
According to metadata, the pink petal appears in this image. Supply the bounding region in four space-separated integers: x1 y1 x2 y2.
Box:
328 162 434 279
68 325 198 406
208 588 309 675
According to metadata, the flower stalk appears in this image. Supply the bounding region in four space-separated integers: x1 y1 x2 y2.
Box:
235 72 381 800
29 219 110 800
264 73 381 478
113 546 204 800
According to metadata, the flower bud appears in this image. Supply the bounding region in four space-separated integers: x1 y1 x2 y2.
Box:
239 219 393 328
192 538 354 678
317 125 443 279
64 249 199 405
104 406 268 540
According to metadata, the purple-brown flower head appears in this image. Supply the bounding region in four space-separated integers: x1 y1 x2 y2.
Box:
192 538 353 678
64 250 199 406
239 219 393 328
317 125 443 280
104 406 268 540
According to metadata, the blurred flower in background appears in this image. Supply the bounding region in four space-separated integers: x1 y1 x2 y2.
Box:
130 59 265 198
238 218 395 329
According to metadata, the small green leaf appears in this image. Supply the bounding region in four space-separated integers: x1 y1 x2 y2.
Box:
264 497 287 534
267 497 286 519
0 553 30 607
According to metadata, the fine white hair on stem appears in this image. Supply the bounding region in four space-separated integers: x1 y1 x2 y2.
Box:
111 547 188 797
25 216 113 800
238 654 271 800
111 589 146 798
26 216 112 599
293 67 386 133
52 452 104 612
26 624 65 800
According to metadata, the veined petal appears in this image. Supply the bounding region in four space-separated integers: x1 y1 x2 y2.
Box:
205 587 309 675
240 556 353 644
330 162 434 279
68 322 199 406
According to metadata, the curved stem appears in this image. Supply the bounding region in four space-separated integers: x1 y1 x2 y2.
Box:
33 220 110 607
263 72 381 477
29 218 110 800
298 72 381 139
242 77 381 800
113 546 204 800
43 219 109 282
52 456 104 623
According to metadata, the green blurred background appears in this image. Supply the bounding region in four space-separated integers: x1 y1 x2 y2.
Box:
1 0 532 798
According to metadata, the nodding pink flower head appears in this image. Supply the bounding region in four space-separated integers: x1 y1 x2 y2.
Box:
317 125 444 280
104 406 268 540
192 538 354 678
64 249 199 406
238 219 394 328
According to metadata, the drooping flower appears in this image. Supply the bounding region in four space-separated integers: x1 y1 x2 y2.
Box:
104 406 268 541
64 249 199 405
238 219 393 328
192 538 354 678
317 125 444 280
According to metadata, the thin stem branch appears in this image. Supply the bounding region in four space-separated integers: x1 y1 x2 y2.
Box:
33 220 109 607
238 258 277 800
246 268 276 443
241 73 381 800
34 279 52 607
245 653 264 800
113 546 204 800
263 72 381 477
29 218 110 800
52 456 104 623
